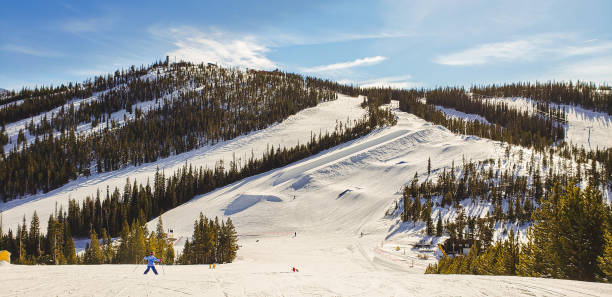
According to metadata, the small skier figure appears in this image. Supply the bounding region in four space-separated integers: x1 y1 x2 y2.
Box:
294 232 297 237
143 251 162 275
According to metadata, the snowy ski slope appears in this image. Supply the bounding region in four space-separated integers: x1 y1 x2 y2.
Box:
0 94 367 233
1 96 611 296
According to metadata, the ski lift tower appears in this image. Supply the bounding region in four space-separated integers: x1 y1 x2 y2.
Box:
167 229 177 244
586 125 593 150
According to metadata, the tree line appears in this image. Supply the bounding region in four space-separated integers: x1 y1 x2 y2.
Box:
0 209 236 265
471 81 612 115
307 84 570 150
425 87 566 144
0 62 156 124
178 213 238 264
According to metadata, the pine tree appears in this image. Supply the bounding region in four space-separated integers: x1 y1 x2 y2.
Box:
84 230 103 264
426 215 434 236
503 228 520 275
519 183 608 281
411 197 421 223
557 185 607 281
156 215 165 238
165 243 175 264
598 231 612 282
224 218 239 263
117 220 131 263
101 228 114 263
132 223 147 264
63 223 77 264
18 217 27 264
523 182 564 277
436 216 443 237
28 211 40 258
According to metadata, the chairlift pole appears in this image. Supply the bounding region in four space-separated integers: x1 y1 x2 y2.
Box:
586 126 593 149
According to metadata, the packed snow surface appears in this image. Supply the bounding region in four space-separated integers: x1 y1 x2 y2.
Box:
2 97 611 296
2 258 611 296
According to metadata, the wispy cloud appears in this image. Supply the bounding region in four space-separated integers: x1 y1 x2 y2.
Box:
435 39 541 66
339 75 421 89
59 17 115 34
153 26 276 70
360 75 421 89
264 31 413 48
435 35 612 66
0 44 61 57
562 42 612 57
301 56 387 73
546 56 612 84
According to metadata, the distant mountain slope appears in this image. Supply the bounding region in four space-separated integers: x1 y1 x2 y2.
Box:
0 62 340 201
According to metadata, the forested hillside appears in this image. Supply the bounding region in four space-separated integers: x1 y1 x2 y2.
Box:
0 61 338 201
0 82 395 264
471 81 612 115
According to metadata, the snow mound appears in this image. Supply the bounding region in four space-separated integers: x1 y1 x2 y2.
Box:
224 194 283 215
290 175 312 190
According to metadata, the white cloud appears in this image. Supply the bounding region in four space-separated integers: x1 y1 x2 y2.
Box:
301 56 387 73
339 75 421 89
0 44 61 57
547 56 612 84
435 35 612 66
562 42 612 57
155 26 276 70
360 75 421 89
435 40 542 66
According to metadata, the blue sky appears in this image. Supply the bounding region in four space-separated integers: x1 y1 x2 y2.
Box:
1 0 611 91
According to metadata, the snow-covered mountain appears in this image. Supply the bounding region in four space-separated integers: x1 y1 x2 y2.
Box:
2 94 611 296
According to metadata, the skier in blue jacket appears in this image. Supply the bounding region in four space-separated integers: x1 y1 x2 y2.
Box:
143 251 162 275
